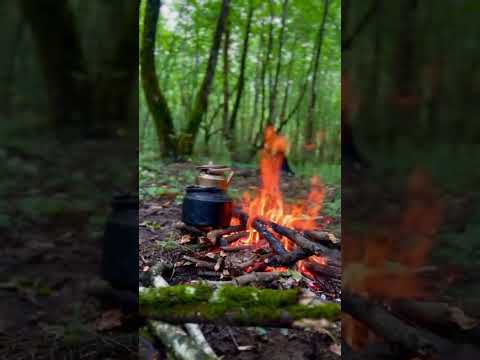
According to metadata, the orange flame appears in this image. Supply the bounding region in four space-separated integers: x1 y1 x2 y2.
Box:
234 126 327 271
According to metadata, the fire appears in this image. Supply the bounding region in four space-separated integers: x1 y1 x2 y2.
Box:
234 126 327 271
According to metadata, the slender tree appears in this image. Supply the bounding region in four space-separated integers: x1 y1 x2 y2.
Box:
141 0 177 158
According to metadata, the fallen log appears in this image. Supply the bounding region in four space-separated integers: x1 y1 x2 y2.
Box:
253 219 288 255
341 291 477 358
270 221 334 256
140 285 340 328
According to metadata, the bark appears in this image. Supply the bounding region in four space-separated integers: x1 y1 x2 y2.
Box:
179 0 231 156
305 0 330 147
19 0 92 132
269 0 289 124
141 0 177 158
226 1 255 156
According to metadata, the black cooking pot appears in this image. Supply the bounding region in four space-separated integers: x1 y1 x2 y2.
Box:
182 186 232 228
102 194 138 292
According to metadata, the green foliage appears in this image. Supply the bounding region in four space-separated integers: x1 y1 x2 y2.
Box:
140 0 341 165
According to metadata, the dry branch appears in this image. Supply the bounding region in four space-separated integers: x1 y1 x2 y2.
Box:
266 248 312 267
222 230 250 244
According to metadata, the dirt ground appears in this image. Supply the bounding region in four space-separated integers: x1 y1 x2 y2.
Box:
139 161 341 360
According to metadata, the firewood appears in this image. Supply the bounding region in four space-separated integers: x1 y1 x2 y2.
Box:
266 248 312 267
221 230 250 244
303 261 341 280
140 285 340 328
220 244 254 252
207 225 245 245
304 230 340 248
253 219 288 255
270 221 334 256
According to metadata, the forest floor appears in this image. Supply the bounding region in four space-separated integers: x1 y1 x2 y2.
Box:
0 132 137 359
139 161 342 360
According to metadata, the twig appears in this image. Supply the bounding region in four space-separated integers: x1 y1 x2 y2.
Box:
222 230 250 244
183 255 216 270
207 225 245 245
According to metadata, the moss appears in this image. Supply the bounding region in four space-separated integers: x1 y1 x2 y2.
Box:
140 285 213 308
287 303 340 320
214 286 299 308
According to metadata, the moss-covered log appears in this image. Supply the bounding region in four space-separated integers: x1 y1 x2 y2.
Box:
140 285 340 327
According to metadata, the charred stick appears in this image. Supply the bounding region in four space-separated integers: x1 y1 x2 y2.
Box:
253 219 288 255
304 230 340 248
342 291 461 358
220 245 254 252
270 221 334 257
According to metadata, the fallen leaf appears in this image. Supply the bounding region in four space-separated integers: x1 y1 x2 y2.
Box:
179 235 192 244
96 309 123 331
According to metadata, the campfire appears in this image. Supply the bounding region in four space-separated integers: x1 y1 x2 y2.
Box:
177 126 340 295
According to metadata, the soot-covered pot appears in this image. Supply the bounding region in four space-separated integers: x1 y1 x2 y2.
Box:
102 194 138 292
182 186 232 228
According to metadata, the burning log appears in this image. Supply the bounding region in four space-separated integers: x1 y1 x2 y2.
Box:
342 291 469 358
253 219 288 255
303 261 341 280
270 221 336 257
266 248 312 267
140 285 340 328
304 230 340 248
207 225 245 245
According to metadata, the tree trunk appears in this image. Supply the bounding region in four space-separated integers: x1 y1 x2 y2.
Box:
178 0 231 156
226 1 255 156
269 0 289 124
222 19 230 144
140 0 177 159
304 0 330 149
